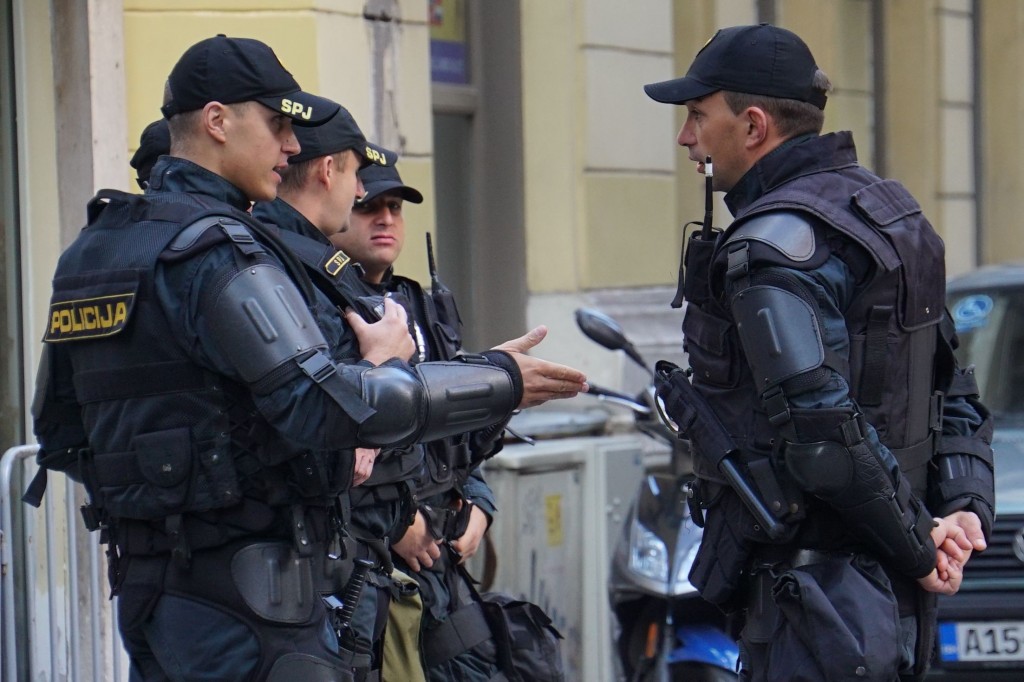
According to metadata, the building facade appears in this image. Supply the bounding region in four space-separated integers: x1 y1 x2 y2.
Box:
0 0 1014 671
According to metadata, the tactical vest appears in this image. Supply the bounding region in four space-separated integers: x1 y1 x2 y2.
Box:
386 275 486 501
46 190 350 526
270 225 425 512
685 167 949 500
272 228 371 363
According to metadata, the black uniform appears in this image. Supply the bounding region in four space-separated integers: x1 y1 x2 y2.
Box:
32 157 524 681
253 197 424 680
673 132 994 681
372 270 510 682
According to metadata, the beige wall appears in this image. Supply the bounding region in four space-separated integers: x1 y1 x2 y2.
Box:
17 0 62 414
980 0 1024 265
521 0 680 293
113 0 1002 310
15 0 1024 398
123 0 436 280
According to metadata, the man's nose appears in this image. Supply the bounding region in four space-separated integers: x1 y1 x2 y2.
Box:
677 122 695 147
278 120 299 155
283 130 300 156
377 205 395 225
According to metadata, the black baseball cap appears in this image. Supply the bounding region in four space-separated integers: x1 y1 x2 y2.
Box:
357 164 424 205
644 24 826 109
290 105 396 167
161 35 339 125
129 118 170 188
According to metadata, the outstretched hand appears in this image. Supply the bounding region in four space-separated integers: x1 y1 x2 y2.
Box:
492 326 589 408
344 298 415 365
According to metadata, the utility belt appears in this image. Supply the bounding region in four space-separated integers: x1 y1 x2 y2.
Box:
117 536 362 636
104 498 352 574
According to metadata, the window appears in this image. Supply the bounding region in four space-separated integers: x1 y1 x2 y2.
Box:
430 0 526 349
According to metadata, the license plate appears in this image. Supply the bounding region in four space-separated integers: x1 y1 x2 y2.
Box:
939 621 1024 662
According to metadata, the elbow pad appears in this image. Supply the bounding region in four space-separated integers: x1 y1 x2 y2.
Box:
785 437 937 579
356 359 517 447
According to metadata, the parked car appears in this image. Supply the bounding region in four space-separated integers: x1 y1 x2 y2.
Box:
928 264 1024 680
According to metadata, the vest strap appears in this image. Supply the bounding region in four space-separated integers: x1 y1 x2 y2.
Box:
220 221 265 257
858 305 893 406
890 436 935 472
726 241 751 284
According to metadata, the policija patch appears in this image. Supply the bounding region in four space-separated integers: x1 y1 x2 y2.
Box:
45 293 135 342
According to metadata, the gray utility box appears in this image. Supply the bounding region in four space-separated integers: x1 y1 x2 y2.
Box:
471 418 668 681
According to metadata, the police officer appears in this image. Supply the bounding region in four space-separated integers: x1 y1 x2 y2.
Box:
129 118 169 190
251 103 421 682
253 109 579 681
32 35 587 682
335 164 520 682
644 25 993 681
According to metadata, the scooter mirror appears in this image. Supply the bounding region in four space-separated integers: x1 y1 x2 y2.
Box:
574 308 651 373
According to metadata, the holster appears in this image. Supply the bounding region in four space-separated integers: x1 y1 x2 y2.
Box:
655 361 793 541
231 542 319 624
682 231 720 306
688 487 754 611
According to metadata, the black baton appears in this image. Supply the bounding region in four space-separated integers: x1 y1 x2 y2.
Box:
336 558 375 631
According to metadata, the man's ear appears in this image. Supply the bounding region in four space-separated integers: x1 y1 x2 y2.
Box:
744 106 770 149
202 102 229 143
316 154 334 189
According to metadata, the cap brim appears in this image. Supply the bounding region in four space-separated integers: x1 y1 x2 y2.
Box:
358 141 397 168
256 90 341 126
643 76 719 105
360 180 424 205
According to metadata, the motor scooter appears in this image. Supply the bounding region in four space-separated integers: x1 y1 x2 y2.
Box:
576 307 738 682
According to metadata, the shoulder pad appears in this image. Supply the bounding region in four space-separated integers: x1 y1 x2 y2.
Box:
726 211 817 261
167 216 238 252
724 210 831 271
160 216 267 263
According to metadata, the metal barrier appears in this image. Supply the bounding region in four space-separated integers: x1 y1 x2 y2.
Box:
1 445 128 681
